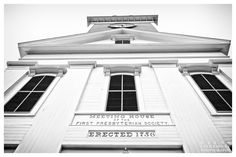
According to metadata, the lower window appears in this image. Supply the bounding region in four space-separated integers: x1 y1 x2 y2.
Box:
4 75 55 113
191 74 232 113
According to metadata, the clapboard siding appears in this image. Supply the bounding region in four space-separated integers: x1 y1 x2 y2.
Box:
63 126 182 147
15 68 93 152
77 67 108 112
154 67 231 152
4 117 33 145
211 116 232 145
4 69 28 92
219 66 232 80
140 67 168 112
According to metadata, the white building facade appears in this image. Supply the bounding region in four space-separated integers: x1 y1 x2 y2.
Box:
4 15 232 153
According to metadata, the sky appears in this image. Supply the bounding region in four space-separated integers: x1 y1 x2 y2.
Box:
4 4 232 66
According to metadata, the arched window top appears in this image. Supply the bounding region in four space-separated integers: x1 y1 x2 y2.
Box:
191 73 232 112
191 73 228 90
109 74 136 91
190 72 213 76
21 75 55 91
111 73 134 76
31 73 57 77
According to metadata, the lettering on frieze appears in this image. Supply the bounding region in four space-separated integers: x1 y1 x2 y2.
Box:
87 130 156 138
72 114 173 126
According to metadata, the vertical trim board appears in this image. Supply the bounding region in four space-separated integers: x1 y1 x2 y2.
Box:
15 67 92 152
153 67 231 153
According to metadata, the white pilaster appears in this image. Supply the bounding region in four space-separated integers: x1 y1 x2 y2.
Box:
15 66 93 152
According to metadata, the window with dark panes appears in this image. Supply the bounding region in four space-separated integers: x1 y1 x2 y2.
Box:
122 40 130 44
115 40 122 44
191 74 232 112
4 75 55 113
106 75 138 111
115 40 130 44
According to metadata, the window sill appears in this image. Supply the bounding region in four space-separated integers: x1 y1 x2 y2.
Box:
4 113 35 117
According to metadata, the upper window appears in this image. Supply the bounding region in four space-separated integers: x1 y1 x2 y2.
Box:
4 75 55 113
111 34 134 44
115 39 130 44
106 74 138 111
191 74 232 112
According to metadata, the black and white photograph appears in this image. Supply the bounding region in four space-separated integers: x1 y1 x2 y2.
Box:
1 1 234 155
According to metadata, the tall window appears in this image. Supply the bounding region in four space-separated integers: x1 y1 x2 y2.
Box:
191 74 232 112
4 75 55 113
106 75 138 111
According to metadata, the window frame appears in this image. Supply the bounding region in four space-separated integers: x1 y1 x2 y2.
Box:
186 72 232 116
105 73 139 112
115 39 130 44
111 34 134 45
4 73 60 117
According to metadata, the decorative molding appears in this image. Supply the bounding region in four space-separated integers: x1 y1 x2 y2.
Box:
149 59 178 67
209 59 232 65
68 61 97 68
178 63 219 75
103 65 141 76
7 61 38 67
87 15 158 26
18 28 231 57
23 44 229 56
29 65 67 77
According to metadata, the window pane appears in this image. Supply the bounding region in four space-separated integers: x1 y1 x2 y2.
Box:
16 92 43 112
106 92 121 111
218 91 232 107
106 107 121 111
203 74 228 89
191 75 212 89
20 76 44 91
34 76 55 91
123 40 130 44
109 75 121 90
4 92 30 112
203 91 231 112
123 92 138 111
123 75 135 90
115 40 122 44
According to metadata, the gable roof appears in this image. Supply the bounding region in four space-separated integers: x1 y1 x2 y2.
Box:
18 28 231 58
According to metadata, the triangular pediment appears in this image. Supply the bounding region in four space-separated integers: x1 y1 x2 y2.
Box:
19 28 230 46
19 29 124 47
18 28 230 57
